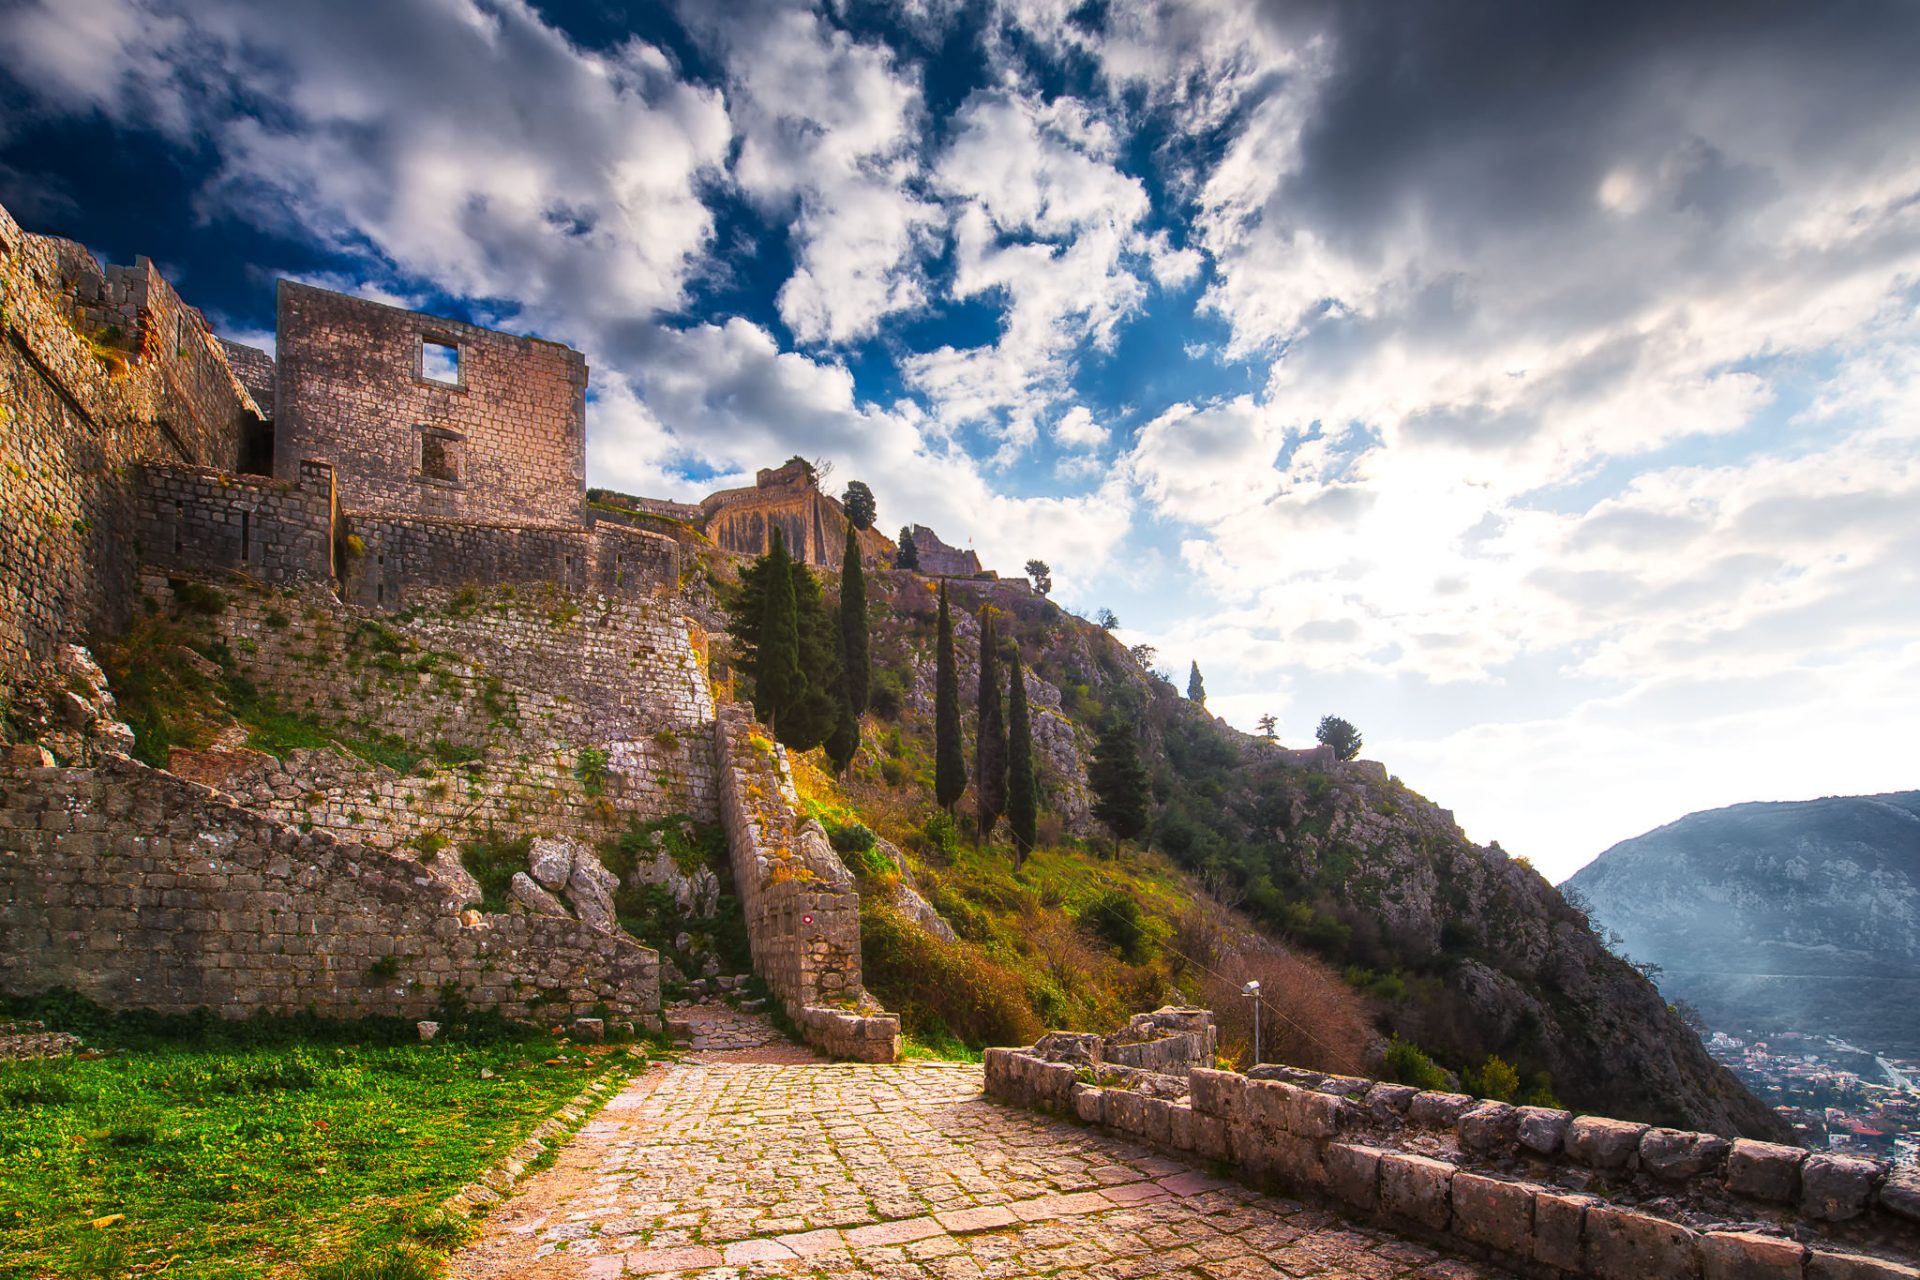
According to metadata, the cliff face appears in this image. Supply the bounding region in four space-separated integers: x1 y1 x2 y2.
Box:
1565 792 1920 1055
862 573 1784 1139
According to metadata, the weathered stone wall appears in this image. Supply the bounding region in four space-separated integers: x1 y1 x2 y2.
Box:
342 514 677 611
143 573 719 827
273 281 585 528
908 524 985 577
711 702 899 1062
0 198 260 698
697 461 890 571
988 1022 1920 1280
135 461 336 585
0 755 659 1023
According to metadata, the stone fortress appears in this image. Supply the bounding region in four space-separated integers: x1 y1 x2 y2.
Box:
0 197 895 1060
10 197 1918 1280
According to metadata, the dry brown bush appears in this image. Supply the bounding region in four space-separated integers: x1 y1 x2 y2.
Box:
1200 940 1377 1076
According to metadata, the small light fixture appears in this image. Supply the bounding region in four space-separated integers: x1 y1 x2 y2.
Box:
1241 980 1262 1067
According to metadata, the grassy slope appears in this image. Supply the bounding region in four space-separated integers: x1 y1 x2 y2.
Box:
0 1007 629 1280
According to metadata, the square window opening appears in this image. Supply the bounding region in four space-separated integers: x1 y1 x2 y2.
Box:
421 337 461 385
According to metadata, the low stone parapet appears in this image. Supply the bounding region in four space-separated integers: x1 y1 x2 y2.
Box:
793 1005 901 1064
986 1015 1920 1280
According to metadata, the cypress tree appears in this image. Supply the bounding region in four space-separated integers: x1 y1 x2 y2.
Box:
974 608 1008 847
755 528 803 737
1006 648 1038 870
897 525 920 570
1089 716 1149 857
839 523 869 715
824 628 860 775
934 581 966 815
1187 661 1206 705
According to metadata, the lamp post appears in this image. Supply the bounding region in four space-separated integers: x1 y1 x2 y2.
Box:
1241 979 1261 1067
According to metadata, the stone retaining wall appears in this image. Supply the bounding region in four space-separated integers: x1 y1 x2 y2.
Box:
144 572 718 827
343 515 678 611
986 1026 1920 1280
0 754 660 1024
712 702 899 1063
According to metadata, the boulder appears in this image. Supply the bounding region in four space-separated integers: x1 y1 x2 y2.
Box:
1799 1153 1885 1222
1516 1105 1573 1156
566 855 621 932
1727 1139 1807 1204
1566 1116 1648 1170
428 849 484 909
509 872 571 918
528 837 577 891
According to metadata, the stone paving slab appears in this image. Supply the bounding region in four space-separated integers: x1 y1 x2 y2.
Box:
449 1058 1514 1280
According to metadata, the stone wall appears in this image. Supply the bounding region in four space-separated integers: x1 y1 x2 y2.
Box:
697 460 891 571
273 281 585 528
711 702 899 1062
342 514 677 611
0 198 260 697
0 754 660 1024
144 573 719 827
987 1022 1920 1280
135 461 336 585
908 525 986 577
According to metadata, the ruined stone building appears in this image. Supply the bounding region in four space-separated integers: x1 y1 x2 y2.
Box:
0 197 898 1060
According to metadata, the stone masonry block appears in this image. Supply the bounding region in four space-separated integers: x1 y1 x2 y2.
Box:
1727 1140 1807 1204
1807 1251 1920 1280
1641 1128 1732 1181
1566 1116 1649 1170
1876 1169 1920 1224
1365 1082 1420 1122
1408 1091 1477 1129
1286 1086 1345 1139
1700 1232 1807 1280
1190 1113 1232 1163
1323 1142 1384 1214
1457 1101 1519 1156
1533 1191 1601 1273
1247 1079 1297 1135
1072 1082 1106 1125
1800 1153 1885 1222
1189 1068 1247 1122
1583 1206 1700 1280
1450 1171 1534 1257
1379 1151 1453 1231
1515 1105 1573 1156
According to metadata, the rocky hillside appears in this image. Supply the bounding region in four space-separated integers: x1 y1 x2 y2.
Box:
806 568 1784 1139
1564 792 1920 1055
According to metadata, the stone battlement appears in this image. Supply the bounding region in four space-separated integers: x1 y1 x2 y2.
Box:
988 1014 1920 1280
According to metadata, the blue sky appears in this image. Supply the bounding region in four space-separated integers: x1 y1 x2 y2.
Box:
4 0 1918 880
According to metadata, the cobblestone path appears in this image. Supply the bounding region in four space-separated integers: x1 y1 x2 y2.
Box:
451 1055 1509 1280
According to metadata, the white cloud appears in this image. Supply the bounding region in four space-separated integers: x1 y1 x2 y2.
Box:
690 1 941 345
1054 405 1108 449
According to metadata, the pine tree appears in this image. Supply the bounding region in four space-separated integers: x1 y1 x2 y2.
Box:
754 528 803 738
1187 661 1206 705
974 609 1008 847
1088 717 1149 856
841 481 876 531
896 526 920 570
839 523 869 715
1006 649 1038 870
934 581 966 814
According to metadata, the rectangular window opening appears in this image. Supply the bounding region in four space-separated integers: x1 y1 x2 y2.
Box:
420 433 457 483
421 337 461 385
173 501 183 556
239 509 251 563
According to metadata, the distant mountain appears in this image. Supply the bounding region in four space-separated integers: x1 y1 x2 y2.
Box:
1564 792 1920 1055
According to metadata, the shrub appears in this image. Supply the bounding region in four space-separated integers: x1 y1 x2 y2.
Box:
460 831 533 912
1383 1035 1452 1091
572 747 611 797
1462 1053 1521 1103
860 899 1042 1049
1080 887 1150 963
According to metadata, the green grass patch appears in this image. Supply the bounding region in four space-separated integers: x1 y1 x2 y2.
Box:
0 997 615 1280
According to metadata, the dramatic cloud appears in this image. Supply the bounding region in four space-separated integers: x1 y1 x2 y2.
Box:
7 0 1917 878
